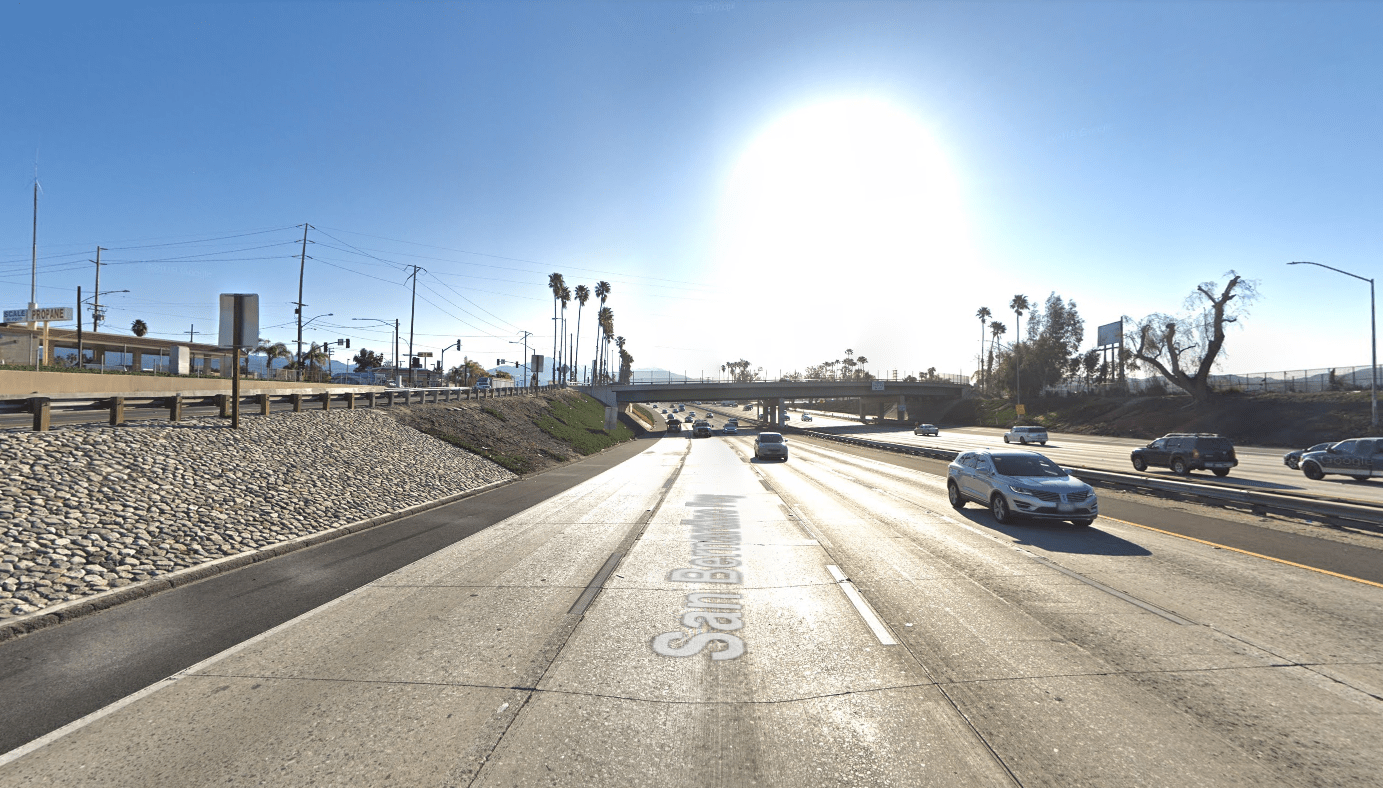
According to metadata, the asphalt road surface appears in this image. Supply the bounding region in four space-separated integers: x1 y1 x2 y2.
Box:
2 429 1381 786
763 405 1383 507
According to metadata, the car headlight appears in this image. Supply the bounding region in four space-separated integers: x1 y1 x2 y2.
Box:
1008 485 1040 496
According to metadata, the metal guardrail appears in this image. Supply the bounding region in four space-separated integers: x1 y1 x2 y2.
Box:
0 384 558 432
771 422 1383 531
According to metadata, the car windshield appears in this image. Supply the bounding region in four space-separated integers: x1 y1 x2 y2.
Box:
992 454 1066 477
759 433 783 443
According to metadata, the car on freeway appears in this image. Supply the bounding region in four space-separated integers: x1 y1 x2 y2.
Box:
723 423 738 435
666 419 681 433
1298 437 1383 480
1003 425 1047 445
800 414 813 422
914 424 939 436
782 415 791 422
1284 442 1334 471
754 432 788 461
693 421 712 438
1131 433 1238 476
947 448 1097 526
743 405 753 411
682 415 694 423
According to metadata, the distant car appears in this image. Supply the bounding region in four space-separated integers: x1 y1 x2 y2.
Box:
947 448 1097 527
1284 442 1334 471
800 414 813 422
755 432 788 461
723 423 738 435
1003 425 1047 445
666 419 682 433
683 415 694 423
1131 433 1237 476
1299 437 1383 480
743 405 753 411
782 415 791 422
693 421 712 438
914 424 939 436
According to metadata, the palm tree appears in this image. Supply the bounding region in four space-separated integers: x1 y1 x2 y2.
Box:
988 320 1006 390
254 340 290 378
615 335 627 383
558 284 572 384
1009 295 1030 407
547 273 565 384
597 306 614 382
593 281 610 382
130 319 148 337
976 307 991 390
573 284 590 384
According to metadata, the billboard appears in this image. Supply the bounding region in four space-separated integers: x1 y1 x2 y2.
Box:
1097 321 1123 347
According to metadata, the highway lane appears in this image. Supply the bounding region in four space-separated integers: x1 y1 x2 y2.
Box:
3 427 1381 786
765 404 1383 507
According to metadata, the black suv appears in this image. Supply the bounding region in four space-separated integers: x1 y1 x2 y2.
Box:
1131 433 1238 477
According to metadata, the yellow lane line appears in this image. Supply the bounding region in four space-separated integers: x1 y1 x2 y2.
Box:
1100 515 1383 590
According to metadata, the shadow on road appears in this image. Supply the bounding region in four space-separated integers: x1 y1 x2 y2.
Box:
952 508 1153 557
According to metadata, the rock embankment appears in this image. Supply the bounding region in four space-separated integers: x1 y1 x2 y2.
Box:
0 409 514 622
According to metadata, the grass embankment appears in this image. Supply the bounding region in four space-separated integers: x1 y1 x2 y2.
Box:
391 389 651 476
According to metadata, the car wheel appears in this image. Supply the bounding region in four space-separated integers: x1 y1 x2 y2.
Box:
1302 462 1325 481
990 493 1012 524
1019 437 1027 445
1212 468 1230 477
1286 458 1299 470
947 480 966 510
1171 457 1189 475
1040 441 1047 446
1071 518 1094 527
1003 435 1010 443
1132 456 1148 472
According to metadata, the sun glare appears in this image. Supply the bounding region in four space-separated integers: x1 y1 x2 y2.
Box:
715 99 972 281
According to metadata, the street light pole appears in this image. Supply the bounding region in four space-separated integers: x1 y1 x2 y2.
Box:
1290 261 1377 431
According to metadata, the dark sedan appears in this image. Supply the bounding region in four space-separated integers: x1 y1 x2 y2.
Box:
1284 442 1333 471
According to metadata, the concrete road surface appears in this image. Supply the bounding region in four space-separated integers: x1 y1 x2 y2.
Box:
3 431 1381 786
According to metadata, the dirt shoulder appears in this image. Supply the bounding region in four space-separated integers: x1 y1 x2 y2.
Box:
385 389 657 474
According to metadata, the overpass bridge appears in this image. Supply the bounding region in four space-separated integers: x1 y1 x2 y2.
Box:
585 380 967 425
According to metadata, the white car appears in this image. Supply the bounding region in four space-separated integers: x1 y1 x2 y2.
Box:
1004 425 1048 445
914 424 939 436
800 414 813 422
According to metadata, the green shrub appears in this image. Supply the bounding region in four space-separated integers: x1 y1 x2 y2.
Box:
535 394 634 454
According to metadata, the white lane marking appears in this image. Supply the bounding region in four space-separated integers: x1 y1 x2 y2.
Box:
826 564 898 646
0 578 375 768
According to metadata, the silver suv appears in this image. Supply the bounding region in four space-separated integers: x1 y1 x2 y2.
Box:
1003 425 1048 445
947 448 1097 526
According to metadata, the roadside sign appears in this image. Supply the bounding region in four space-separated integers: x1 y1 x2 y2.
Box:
871 381 885 391
417 351 433 357
4 306 73 323
217 294 259 348
1016 404 1027 415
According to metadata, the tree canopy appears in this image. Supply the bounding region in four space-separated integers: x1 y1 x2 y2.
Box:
1125 271 1259 401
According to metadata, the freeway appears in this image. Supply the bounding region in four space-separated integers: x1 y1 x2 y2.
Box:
2 428 1380 786
764 405 1383 507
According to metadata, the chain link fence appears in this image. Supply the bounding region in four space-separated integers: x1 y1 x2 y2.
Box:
1043 364 1381 396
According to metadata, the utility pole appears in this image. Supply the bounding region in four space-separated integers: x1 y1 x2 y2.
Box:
28 178 38 365
406 265 423 388
295 223 311 382
394 319 400 383
77 286 83 366
91 246 107 332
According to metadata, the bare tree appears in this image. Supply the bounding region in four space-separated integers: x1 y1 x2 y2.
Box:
1125 271 1259 402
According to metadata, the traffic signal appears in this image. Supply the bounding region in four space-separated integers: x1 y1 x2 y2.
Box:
345 339 350 349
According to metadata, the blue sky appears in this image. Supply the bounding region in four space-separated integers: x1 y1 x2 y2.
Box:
2 1 1380 382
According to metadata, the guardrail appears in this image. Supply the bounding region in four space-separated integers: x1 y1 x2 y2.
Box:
0 384 557 432
771 422 1383 531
